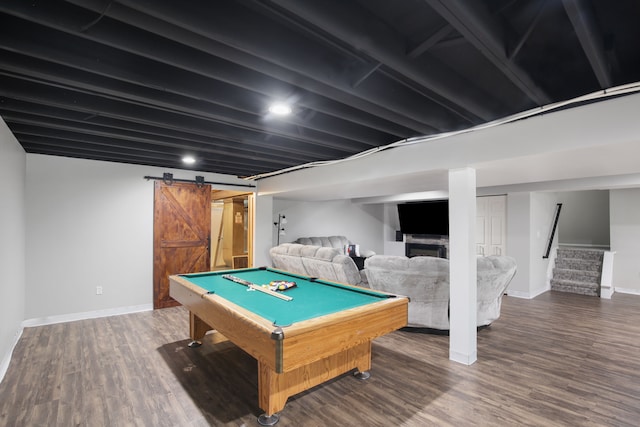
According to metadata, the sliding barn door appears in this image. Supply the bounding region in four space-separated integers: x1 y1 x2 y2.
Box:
153 181 211 309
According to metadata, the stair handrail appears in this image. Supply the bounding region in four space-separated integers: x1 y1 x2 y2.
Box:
543 203 562 259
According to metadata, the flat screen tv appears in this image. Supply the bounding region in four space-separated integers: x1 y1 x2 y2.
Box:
397 200 449 236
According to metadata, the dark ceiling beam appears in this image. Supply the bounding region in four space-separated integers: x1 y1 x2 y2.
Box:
2 111 303 168
1 0 421 138
63 0 440 135
425 0 551 105
269 0 502 122
111 0 474 131
0 51 378 152
561 0 612 88
0 76 351 160
407 24 452 59
0 65 365 157
352 63 382 89
18 137 263 176
491 0 521 15
428 35 468 50
243 0 475 125
507 0 547 61
11 126 290 173
0 25 388 150
0 98 320 164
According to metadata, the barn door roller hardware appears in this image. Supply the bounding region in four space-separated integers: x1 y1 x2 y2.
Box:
144 173 256 188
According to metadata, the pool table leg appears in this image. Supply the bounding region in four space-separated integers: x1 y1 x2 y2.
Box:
353 370 371 380
256 341 372 424
188 312 212 347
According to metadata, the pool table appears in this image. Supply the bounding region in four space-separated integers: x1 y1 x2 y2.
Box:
169 267 408 425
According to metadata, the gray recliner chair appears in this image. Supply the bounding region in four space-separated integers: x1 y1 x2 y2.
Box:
364 255 517 330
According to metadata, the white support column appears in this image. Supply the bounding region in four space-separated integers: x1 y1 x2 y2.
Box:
448 167 477 365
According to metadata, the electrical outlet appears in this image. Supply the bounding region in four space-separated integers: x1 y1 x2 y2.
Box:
96 286 103 295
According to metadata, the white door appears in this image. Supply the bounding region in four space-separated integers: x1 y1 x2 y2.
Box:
476 195 507 256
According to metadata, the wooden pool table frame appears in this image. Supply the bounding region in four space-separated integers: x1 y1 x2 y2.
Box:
169 269 408 423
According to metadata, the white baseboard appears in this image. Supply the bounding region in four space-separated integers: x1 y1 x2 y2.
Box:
505 285 548 299
0 326 24 384
613 287 640 296
505 289 531 299
22 303 153 328
529 286 550 299
508 286 640 298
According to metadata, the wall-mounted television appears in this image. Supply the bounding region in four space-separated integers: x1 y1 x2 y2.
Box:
397 200 449 236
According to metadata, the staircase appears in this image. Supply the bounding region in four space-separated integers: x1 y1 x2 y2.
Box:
551 247 604 296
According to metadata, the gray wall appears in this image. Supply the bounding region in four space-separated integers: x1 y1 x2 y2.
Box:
530 192 562 295
505 193 531 297
0 118 26 379
505 192 561 298
610 188 640 294
272 198 384 255
557 190 610 247
24 154 249 321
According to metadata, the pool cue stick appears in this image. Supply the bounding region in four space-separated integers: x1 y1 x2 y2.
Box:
222 275 293 301
248 283 293 301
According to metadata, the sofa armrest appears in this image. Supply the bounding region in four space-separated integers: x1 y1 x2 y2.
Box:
360 249 376 258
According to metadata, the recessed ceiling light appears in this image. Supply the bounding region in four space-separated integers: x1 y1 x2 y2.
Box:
268 103 292 116
182 156 196 164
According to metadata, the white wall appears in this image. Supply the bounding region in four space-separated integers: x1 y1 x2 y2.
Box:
506 193 531 297
254 194 274 267
610 189 640 294
25 154 249 321
529 192 561 296
0 118 26 380
506 192 559 298
271 198 384 255
557 190 610 247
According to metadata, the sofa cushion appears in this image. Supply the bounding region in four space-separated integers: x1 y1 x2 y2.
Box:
294 235 376 258
269 243 307 275
269 243 365 286
295 236 350 253
301 247 342 282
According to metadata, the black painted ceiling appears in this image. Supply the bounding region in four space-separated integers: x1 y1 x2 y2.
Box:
1 0 639 178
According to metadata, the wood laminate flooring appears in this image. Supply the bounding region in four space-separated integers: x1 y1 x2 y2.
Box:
1 291 639 426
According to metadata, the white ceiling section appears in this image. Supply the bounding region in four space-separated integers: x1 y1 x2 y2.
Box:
258 92 640 202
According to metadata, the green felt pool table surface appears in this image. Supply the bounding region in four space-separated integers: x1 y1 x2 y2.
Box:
180 267 394 327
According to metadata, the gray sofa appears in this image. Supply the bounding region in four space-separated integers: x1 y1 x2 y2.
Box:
269 243 367 286
294 235 376 258
364 255 517 330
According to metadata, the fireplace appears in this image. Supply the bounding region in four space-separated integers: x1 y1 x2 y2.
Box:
406 242 447 258
404 234 448 258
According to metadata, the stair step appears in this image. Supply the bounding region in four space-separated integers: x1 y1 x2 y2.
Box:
555 258 602 272
552 247 604 297
556 248 604 262
552 268 601 284
550 279 599 297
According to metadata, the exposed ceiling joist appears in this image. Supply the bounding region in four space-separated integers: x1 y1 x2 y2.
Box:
562 0 613 88
0 0 638 178
271 0 504 122
425 0 551 105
